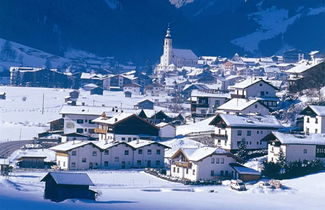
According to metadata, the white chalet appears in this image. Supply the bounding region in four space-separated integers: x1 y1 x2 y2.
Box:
216 98 270 115
229 78 279 109
60 105 119 137
266 132 325 164
170 147 238 181
209 114 282 151
156 122 176 139
300 105 325 134
51 139 168 170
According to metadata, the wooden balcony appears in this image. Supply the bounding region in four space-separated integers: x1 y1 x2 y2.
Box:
174 161 192 168
94 128 108 134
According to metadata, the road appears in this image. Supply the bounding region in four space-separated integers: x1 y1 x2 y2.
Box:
0 140 33 158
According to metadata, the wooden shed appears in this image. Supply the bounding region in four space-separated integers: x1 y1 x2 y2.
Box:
230 163 261 182
41 172 96 202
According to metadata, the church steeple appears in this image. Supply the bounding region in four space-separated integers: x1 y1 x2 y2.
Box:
165 26 171 39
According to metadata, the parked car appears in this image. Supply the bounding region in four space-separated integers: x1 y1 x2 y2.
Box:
258 181 273 189
230 180 246 191
269 180 282 189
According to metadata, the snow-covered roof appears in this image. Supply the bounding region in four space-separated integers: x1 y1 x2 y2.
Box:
172 49 198 60
210 114 282 128
60 105 117 116
156 122 170 128
174 147 229 162
50 141 91 152
307 105 325 117
93 113 134 125
271 132 325 145
127 139 168 149
80 72 105 80
230 78 276 90
191 90 230 98
176 116 215 136
42 172 94 186
230 163 261 175
217 98 262 111
286 60 321 74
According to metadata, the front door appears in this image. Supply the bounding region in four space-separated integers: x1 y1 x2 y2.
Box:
147 160 151 167
121 161 126 169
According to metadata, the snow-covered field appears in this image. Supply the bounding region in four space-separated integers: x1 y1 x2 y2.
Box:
0 86 173 142
0 170 324 210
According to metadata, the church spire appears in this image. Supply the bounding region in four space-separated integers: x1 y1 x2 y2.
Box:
165 25 171 39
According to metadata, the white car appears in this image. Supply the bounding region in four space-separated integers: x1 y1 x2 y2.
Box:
230 180 247 191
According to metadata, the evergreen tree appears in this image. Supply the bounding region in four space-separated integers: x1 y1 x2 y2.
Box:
278 148 286 174
236 138 248 162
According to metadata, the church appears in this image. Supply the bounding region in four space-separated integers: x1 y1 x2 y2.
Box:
155 27 198 76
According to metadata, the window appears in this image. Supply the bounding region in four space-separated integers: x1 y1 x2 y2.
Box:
133 138 137 140
220 170 224 176
63 162 65 167
261 91 265 96
177 167 179 173
82 158 86 163
147 149 152 155
211 170 214 176
77 119 84 124
315 129 318 134
193 170 195 175
72 151 76 156
259 83 262 86
89 129 95 134
237 130 242 136
221 158 224 164
156 160 160 166
71 162 76 167
173 167 176 172
303 149 307 154
257 141 259 145
138 149 143 155
76 128 83 133
156 149 161 155
122 137 125 141
104 161 109 167
211 158 215 164
89 120 95 124
104 150 109 155
114 157 119 162
257 131 260 134
316 118 318 124
307 117 310 123
186 168 189 174
124 150 129 155
137 160 141 166
92 151 97 156
266 91 269 95
255 104 258 109
128 137 132 142
216 158 220 164
247 130 251 136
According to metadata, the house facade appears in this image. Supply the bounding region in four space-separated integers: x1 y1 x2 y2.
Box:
51 140 168 170
300 105 325 134
209 114 282 151
169 147 237 181
216 98 270 115
265 132 325 163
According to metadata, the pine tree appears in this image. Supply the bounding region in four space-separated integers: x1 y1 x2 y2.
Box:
237 138 248 162
278 148 286 174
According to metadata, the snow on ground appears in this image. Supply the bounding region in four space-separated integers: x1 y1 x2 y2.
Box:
0 86 175 142
0 170 325 210
244 155 267 172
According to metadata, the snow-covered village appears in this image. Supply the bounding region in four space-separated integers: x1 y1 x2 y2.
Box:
1 1 325 210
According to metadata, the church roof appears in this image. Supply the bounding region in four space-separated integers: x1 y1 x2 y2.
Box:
172 49 198 60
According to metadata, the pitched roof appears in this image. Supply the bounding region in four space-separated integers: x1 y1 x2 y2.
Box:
270 132 325 145
172 147 230 162
59 105 118 116
230 163 260 175
50 141 93 152
217 98 264 111
209 114 282 128
230 78 278 90
304 105 325 117
92 113 134 125
41 172 94 186
191 90 230 98
172 49 198 60
286 60 322 74
127 139 169 149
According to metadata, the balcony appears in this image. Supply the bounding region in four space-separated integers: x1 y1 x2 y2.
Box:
212 134 228 140
230 94 245 99
94 128 108 134
174 161 192 168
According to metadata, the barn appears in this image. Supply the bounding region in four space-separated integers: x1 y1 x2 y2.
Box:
41 172 96 202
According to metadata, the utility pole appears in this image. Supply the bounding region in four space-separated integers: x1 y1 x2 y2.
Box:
41 93 44 115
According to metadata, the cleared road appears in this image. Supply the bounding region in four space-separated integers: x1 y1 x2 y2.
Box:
0 140 33 158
